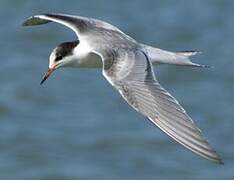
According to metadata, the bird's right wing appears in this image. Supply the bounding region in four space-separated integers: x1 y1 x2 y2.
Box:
99 48 223 164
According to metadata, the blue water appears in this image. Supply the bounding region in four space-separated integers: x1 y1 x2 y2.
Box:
0 0 234 179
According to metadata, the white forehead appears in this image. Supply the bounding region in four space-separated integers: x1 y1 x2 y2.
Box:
49 48 57 68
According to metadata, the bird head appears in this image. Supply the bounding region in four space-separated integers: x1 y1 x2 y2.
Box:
40 40 79 84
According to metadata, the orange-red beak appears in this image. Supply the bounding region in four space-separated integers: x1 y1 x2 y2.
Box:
40 67 55 85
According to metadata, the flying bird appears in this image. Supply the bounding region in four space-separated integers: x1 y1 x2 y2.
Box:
23 13 223 164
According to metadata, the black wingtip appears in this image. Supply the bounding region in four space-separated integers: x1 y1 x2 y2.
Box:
22 15 51 27
217 158 224 165
22 16 37 26
212 152 224 165
22 17 31 26
22 20 29 26
219 161 224 165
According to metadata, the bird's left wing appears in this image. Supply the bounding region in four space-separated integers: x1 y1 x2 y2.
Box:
22 13 124 38
99 48 223 164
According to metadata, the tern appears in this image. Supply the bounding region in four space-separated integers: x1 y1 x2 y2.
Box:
23 13 223 164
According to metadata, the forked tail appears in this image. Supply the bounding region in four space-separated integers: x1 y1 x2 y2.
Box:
142 44 210 67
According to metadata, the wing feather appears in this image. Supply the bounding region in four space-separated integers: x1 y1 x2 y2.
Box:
22 13 124 38
101 49 223 164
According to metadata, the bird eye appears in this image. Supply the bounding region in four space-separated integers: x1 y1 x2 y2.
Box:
55 55 63 62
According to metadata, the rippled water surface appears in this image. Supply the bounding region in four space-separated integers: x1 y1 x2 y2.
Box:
0 0 234 179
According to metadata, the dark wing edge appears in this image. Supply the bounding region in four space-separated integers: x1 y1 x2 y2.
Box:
22 13 125 37
22 13 90 37
22 15 50 26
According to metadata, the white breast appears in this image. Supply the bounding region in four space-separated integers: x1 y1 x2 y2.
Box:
78 52 102 68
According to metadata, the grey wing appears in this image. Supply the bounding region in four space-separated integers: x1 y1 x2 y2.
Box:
101 49 223 164
22 13 124 37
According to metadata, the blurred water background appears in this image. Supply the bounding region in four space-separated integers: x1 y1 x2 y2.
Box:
0 0 234 179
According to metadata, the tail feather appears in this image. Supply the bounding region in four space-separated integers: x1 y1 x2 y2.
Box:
177 51 211 68
142 44 210 68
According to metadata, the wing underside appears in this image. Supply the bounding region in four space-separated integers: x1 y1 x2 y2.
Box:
101 48 223 164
